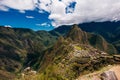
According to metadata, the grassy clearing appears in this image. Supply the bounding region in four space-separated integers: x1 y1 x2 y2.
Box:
74 46 82 50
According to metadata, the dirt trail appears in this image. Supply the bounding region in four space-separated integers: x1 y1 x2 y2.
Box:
109 65 120 80
77 65 120 80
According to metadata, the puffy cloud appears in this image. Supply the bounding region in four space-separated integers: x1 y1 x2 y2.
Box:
36 23 51 27
1 0 120 27
19 10 26 13
0 0 37 12
0 5 9 11
26 16 34 19
38 0 120 27
4 25 12 28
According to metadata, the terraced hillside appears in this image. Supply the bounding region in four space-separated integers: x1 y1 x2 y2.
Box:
21 35 120 80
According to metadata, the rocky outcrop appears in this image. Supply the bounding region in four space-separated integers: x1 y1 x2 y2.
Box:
101 71 118 80
113 55 120 62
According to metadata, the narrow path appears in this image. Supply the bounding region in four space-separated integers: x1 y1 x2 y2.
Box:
77 65 120 80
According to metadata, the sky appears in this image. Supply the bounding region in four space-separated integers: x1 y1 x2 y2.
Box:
0 0 120 31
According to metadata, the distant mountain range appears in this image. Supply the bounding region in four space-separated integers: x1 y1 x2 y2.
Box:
0 21 120 79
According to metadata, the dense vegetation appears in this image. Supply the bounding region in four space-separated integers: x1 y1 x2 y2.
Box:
0 26 56 79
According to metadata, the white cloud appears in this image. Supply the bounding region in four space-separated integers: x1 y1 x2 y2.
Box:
26 16 34 19
0 0 37 12
38 10 45 13
0 5 9 11
19 10 26 13
4 25 12 28
1 0 120 27
36 23 51 27
37 0 120 27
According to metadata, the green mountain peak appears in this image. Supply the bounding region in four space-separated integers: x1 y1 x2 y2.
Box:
66 25 88 44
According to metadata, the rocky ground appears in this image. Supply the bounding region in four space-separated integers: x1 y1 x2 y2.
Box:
109 65 120 80
77 65 120 80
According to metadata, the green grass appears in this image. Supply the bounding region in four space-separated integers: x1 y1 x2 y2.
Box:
74 46 82 50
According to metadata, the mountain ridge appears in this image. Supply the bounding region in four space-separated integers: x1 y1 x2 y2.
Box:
50 21 120 53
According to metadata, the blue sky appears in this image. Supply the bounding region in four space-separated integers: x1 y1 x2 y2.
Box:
0 0 120 31
0 9 54 31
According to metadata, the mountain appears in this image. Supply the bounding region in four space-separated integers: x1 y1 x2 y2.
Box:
79 21 120 42
50 21 120 53
0 26 56 79
66 24 117 54
50 21 120 41
79 21 120 53
66 24 88 44
0 24 119 80
33 25 120 80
